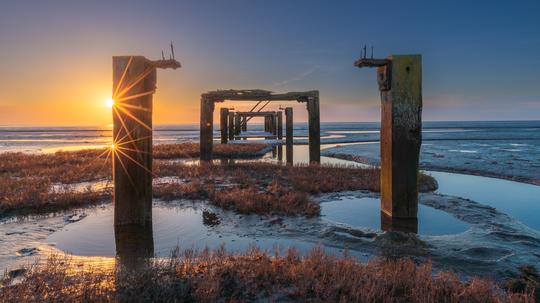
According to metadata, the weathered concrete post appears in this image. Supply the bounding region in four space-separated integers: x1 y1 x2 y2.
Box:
200 97 215 161
112 55 179 227
277 111 283 140
355 54 422 227
306 93 321 164
220 108 229 144
285 107 293 165
228 112 235 140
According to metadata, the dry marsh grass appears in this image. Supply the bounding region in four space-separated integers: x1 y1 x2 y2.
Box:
153 143 270 159
0 145 438 217
0 247 534 302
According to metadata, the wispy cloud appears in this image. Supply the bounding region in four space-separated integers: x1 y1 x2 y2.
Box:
273 66 320 87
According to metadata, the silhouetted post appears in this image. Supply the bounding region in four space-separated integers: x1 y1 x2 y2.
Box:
200 97 214 161
234 113 241 137
241 116 247 131
306 94 321 164
112 55 179 226
228 112 234 140
220 108 229 144
285 107 293 164
272 113 277 136
355 54 422 225
277 111 283 140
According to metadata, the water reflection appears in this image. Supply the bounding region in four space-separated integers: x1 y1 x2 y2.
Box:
114 223 154 270
321 196 468 236
380 213 418 233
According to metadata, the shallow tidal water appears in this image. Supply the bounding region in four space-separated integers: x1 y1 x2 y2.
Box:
1 121 539 280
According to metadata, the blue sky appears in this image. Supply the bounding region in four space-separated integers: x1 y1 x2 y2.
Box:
0 0 539 124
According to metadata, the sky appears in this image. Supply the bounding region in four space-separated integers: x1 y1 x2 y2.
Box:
0 0 539 126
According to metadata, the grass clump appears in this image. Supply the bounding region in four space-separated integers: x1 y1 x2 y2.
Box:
1 145 438 217
0 247 534 302
153 143 270 159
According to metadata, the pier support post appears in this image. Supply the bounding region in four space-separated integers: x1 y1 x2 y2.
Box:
112 54 178 229
380 55 422 221
220 108 229 144
306 94 321 164
200 98 214 161
355 54 422 224
285 107 293 165
234 113 241 137
228 112 234 140
241 116 247 131
112 56 155 227
277 111 283 140
272 113 277 136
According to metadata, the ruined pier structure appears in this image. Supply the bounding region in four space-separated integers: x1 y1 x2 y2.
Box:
111 56 180 228
220 109 293 163
201 90 319 163
355 55 422 231
220 110 283 142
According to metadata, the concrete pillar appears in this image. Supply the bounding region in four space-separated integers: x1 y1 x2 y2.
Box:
220 108 229 144
112 56 154 226
379 55 422 221
285 107 293 165
228 112 234 140
307 94 321 164
200 98 214 161
277 111 283 140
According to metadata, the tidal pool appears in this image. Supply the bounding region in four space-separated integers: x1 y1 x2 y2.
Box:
321 196 469 236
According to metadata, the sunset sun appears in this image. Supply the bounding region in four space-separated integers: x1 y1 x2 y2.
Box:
105 97 115 108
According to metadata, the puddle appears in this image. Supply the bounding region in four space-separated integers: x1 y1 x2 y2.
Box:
321 196 469 236
46 202 325 258
430 171 540 231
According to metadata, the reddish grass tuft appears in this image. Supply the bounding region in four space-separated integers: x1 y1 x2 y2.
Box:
1 145 438 217
0 247 534 302
153 143 270 159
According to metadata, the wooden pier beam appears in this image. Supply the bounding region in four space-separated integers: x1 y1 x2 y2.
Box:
306 93 321 164
228 112 234 140
200 97 215 161
220 108 229 144
285 107 293 165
